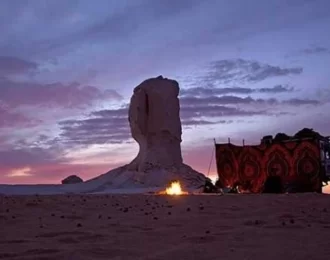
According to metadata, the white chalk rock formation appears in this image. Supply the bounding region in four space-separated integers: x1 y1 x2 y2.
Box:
128 76 183 171
81 76 207 192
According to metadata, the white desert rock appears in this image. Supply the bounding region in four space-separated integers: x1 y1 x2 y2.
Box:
128 75 183 171
84 76 206 191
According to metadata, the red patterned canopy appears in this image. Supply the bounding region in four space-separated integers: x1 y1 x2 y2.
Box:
215 139 322 193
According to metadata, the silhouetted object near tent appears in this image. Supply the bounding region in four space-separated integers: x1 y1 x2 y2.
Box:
215 128 330 193
203 178 220 193
61 175 83 184
274 133 291 142
261 135 273 145
263 176 282 193
228 186 239 193
294 128 323 140
215 179 223 189
282 175 313 193
262 128 324 144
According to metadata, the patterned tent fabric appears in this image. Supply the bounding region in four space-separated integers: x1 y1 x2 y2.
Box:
215 139 322 193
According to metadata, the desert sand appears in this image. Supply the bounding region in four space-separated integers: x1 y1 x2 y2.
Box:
1 193 330 260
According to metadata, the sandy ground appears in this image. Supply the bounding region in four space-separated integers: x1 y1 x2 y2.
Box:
1 193 330 260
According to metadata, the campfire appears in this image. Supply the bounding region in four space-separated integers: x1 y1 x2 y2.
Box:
159 181 189 195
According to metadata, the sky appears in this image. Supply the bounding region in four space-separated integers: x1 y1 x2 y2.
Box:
0 0 330 187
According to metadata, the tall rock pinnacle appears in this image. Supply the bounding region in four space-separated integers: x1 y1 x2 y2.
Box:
83 76 207 191
128 75 183 171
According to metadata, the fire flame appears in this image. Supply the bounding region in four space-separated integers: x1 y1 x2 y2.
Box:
164 181 188 195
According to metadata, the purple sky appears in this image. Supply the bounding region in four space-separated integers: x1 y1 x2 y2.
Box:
1 0 330 185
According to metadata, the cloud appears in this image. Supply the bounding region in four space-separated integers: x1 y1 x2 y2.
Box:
25 163 116 183
316 87 330 102
76 0 199 41
182 119 233 126
1 0 329 63
0 78 122 109
178 89 322 127
180 85 294 96
180 95 321 107
259 85 294 93
0 143 67 182
282 98 321 106
181 105 268 119
301 46 329 55
57 90 322 145
287 46 330 58
0 134 124 183
0 106 39 128
0 146 66 169
0 56 37 76
6 167 32 177
57 100 274 145
180 96 273 106
0 161 117 184
196 59 302 86
58 107 132 145
4 0 201 58
90 108 128 118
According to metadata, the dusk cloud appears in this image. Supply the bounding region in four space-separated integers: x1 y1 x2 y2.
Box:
0 78 122 109
0 106 39 128
56 91 322 145
190 59 303 87
180 96 321 107
0 56 37 76
0 136 68 182
181 105 268 120
58 107 131 145
181 119 233 126
301 46 329 55
259 85 294 93
57 102 269 145
57 103 257 145
0 0 201 59
0 146 66 169
288 46 330 58
282 98 321 106
180 85 294 97
0 133 125 183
